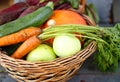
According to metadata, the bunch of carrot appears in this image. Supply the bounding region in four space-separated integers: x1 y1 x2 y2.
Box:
0 27 42 59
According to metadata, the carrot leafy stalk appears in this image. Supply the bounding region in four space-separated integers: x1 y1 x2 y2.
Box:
0 27 41 46
11 35 41 59
94 24 120 72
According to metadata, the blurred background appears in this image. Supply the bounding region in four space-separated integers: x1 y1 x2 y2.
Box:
87 0 113 24
86 0 120 27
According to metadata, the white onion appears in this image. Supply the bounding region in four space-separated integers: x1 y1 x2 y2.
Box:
53 34 81 58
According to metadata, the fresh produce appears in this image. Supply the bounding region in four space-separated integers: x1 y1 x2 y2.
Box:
39 0 60 8
41 9 87 44
1 0 119 72
26 0 80 9
42 10 87 28
0 27 41 46
0 2 53 37
93 24 120 72
11 35 41 59
53 34 81 57
26 44 56 62
0 2 28 25
8 20 120 72
59 0 80 9
26 0 39 6
39 24 120 72
19 6 39 18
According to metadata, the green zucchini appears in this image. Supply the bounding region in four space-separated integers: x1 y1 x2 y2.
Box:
0 5 53 37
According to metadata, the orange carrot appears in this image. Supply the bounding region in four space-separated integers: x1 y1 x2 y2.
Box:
11 35 41 59
0 27 41 46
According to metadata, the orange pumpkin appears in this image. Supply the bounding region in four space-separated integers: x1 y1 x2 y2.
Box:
41 10 87 44
41 10 87 28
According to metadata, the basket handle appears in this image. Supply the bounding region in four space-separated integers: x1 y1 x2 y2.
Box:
79 0 86 13
69 0 86 14
82 14 96 26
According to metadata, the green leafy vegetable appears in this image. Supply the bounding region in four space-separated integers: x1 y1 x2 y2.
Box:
67 0 80 9
85 3 100 23
59 0 80 9
94 24 120 72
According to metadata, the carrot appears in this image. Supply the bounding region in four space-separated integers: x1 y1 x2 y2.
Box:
11 35 41 59
0 27 41 46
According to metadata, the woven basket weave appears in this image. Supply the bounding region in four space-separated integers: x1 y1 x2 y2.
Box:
0 0 97 82
0 41 96 82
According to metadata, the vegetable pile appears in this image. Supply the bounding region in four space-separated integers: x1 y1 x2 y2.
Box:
40 24 120 72
0 0 120 73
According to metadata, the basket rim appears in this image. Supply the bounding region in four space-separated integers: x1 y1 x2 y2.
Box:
0 41 97 65
0 41 97 82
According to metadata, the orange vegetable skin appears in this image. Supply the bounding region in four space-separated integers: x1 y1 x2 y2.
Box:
11 35 41 59
42 10 87 29
41 10 87 44
0 27 41 46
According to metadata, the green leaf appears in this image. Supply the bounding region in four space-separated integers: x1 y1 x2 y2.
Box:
67 0 80 9
85 3 100 23
60 0 80 9
85 8 95 23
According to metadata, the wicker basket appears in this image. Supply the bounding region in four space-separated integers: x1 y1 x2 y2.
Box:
0 0 97 82
0 41 96 82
